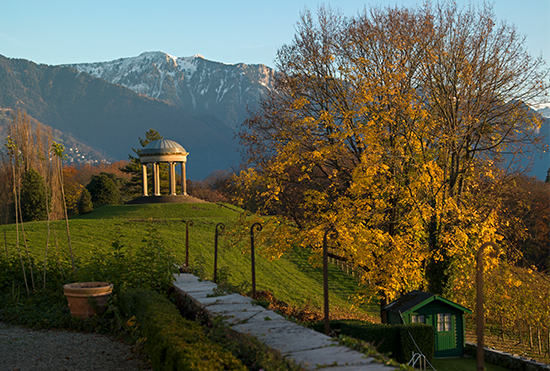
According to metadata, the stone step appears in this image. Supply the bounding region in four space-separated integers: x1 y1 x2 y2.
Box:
172 273 398 371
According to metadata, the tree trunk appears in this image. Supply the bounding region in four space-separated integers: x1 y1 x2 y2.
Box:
519 320 523 345
42 174 51 290
3 229 7 260
538 328 542 355
529 325 533 348
53 228 65 281
57 160 75 275
18 182 35 292
380 295 389 323
13 168 29 295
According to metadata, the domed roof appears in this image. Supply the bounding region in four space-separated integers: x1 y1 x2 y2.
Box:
140 139 187 156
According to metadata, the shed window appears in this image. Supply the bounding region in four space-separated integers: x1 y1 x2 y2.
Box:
437 313 452 332
411 314 425 323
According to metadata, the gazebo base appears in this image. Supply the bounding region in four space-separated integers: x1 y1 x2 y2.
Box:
126 195 207 204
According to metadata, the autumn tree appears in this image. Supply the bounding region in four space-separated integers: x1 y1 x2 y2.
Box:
0 155 12 224
187 170 236 203
499 175 550 272
0 110 60 223
61 166 84 216
51 141 76 274
2 110 57 291
236 3 548 304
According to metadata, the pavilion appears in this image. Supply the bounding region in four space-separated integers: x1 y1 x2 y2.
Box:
139 139 188 197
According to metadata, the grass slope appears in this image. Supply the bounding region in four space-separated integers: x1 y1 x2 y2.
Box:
2 202 376 320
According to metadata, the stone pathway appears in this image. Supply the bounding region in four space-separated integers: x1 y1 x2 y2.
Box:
172 273 398 371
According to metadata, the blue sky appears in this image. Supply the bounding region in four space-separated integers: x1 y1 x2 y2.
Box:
1 0 549 72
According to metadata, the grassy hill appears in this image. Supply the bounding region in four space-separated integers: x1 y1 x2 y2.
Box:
1 202 378 321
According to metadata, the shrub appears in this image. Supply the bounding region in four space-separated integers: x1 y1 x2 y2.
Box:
77 188 93 214
311 320 434 363
20 168 50 222
399 323 434 362
86 173 119 207
76 225 178 293
120 288 246 371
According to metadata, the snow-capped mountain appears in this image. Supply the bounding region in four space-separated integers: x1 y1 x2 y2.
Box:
65 51 274 129
0 53 249 179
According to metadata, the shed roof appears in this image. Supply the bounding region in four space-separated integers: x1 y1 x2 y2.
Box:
383 290 472 316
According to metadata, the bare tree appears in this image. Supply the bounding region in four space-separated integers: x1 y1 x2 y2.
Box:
51 142 76 275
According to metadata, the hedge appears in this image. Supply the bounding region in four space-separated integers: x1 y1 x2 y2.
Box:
311 320 434 363
119 288 246 371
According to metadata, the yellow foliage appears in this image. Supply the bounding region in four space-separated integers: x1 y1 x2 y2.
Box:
235 3 548 312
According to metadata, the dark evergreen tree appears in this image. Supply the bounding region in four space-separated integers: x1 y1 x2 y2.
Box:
100 172 128 196
86 173 119 207
546 167 549 183
77 188 93 214
120 129 168 195
20 168 50 222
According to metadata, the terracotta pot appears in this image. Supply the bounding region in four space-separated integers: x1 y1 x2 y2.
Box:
63 282 113 319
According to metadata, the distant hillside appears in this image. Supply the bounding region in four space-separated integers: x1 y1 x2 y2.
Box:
0 108 108 164
0 54 240 179
532 116 550 180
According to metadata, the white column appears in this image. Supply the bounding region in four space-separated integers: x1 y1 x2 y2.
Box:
152 162 157 196
169 162 176 195
141 163 148 196
181 162 187 195
154 162 161 196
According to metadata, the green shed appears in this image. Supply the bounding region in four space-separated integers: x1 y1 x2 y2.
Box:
382 290 472 358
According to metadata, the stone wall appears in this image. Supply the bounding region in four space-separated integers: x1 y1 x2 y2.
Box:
465 342 550 371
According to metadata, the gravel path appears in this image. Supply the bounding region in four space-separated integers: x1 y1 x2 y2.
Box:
0 322 150 371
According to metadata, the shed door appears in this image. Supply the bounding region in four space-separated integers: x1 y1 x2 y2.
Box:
435 313 456 354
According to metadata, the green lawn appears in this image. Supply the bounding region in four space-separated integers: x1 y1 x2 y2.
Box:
2 202 376 319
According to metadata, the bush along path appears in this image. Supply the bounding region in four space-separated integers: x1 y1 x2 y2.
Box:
172 273 403 371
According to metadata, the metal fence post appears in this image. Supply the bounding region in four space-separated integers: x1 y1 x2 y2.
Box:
250 222 262 299
213 223 225 283
183 220 194 268
477 241 497 371
323 227 338 336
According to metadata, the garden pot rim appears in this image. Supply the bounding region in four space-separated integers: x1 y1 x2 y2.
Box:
63 282 113 295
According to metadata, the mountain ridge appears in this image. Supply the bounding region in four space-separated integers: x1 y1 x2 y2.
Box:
64 51 274 129
0 53 244 179
0 52 547 180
